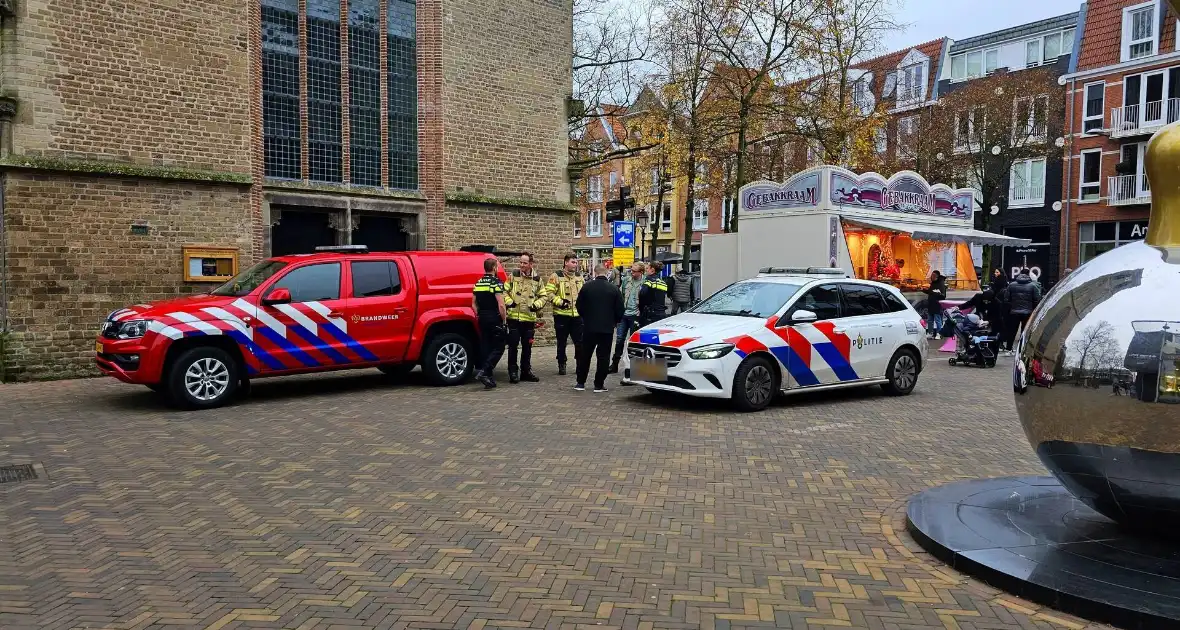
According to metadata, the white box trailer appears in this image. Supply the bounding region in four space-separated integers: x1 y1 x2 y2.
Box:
701 166 1031 298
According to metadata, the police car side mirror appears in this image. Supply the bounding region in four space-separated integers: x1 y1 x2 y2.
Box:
790 309 818 324
262 288 292 306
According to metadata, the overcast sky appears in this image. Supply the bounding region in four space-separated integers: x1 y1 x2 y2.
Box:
891 0 1084 51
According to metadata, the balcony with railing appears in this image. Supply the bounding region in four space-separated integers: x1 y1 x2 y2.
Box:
1108 174 1151 206
1008 182 1045 207
1110 99 1180 138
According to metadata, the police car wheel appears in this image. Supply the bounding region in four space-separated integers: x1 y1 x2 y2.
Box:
167 346 239 410
882 350 919 396
731 356 778 412
422 333 473 386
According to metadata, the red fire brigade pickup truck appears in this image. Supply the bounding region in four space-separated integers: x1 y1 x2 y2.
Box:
95 246 504 409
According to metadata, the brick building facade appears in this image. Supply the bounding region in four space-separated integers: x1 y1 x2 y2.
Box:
0 0 574 380
1061 0 1175 270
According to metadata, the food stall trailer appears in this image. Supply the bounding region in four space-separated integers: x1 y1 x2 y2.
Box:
701 166 1031 301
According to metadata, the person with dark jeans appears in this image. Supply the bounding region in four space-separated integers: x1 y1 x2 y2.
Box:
544 254 586 375
1003 267 1042 351
471 257 508 389
610 262 644 374
575 263 624 392
923 271 947 339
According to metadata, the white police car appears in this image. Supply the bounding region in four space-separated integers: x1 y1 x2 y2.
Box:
626 267 928 411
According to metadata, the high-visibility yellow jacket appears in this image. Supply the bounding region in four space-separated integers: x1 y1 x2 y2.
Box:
503 270 546 322
544 271 585 317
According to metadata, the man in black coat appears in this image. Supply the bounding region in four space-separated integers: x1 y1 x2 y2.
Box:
575 263 625 393
1002 268 1042 350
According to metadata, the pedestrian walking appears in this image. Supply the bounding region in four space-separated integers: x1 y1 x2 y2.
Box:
543 254 586 375
502 252 545 384
668 267 694 315
574 263 624 393
923 270 947 339
1003 267 1042 351
609 262 644 375
472 257 508 389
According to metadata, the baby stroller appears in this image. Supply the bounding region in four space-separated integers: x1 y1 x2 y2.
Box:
946 307 999 368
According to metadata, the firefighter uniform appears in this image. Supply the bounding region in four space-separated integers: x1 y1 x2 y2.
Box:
473 272 507 387
503 270 546 383
544 270 585 374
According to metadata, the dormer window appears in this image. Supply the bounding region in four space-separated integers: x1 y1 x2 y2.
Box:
894 49 930 108
897 63 926 106
1122 2 1158 62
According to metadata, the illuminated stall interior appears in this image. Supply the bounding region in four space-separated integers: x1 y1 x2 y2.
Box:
842 223 979 291
1162 332 1179 401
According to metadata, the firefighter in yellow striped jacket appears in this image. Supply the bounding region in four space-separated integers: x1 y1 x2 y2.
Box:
543 254 586 375
502 252 547 384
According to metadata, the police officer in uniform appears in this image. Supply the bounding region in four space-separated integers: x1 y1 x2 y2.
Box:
544 254 586 375
502 252 546 383
638 261 669 326
472 257 508 389
623 261 669 385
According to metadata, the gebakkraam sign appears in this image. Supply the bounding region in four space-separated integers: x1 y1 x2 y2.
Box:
743 171 820 211
829 170 973 220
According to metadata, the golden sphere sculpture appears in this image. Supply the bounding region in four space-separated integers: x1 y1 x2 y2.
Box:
1014 5 1180 528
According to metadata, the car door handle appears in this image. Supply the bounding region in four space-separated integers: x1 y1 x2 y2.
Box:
393 307 408 313
328 311 344 319
833 328 846 335
880 322 894 327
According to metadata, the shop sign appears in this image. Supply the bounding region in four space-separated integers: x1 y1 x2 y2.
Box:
829 170 972 220
1119 220 1150 241
743 171 820 211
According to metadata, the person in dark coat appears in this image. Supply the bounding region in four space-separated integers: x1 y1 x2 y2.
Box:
574 263 625 393
923 271 948 339
959 289 1004 333
1003 268 1042 351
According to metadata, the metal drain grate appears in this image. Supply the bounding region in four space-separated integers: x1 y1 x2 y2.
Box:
0 464 37 484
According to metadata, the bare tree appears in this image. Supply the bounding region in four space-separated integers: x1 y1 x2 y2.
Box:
1068 320 1121 373
570 0 653 170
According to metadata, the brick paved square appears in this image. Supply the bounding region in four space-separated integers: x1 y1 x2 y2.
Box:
0 353 1108 629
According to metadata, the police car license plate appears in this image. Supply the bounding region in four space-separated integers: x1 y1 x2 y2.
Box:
632 357 667 382
95 341 104 353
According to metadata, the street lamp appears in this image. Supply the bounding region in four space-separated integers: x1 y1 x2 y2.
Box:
636 208 650 262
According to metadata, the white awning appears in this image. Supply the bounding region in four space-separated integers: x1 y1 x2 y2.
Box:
841 217 1032 247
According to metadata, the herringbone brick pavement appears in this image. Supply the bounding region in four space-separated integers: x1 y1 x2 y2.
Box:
0 352 1108 630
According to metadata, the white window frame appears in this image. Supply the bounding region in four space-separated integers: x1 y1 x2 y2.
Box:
1082 81 1105 134
574 215 582 238
1079 149 1102 202
954 107 985 153
951 49 999 82
1063 28 1076 55
588 175 603 203
1009 158 1046 208
896 61 927 106
587 209 603 237
1026 39 1043 68
649 168 660 194
691 200 708 231
1013 95 1049 143
897 115 918 158
874 126 888 154
609 171 618 190
660 202 673 233
1121 1 1158 63
1079 220 1151 263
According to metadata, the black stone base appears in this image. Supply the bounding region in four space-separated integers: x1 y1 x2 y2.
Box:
906 476 1180 629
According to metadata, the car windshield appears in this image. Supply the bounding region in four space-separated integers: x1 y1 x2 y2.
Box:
692 281 804 319
210 260 289 297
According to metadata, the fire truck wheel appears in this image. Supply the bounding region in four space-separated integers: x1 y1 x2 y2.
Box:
422 333 474 386
167 346 240 410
